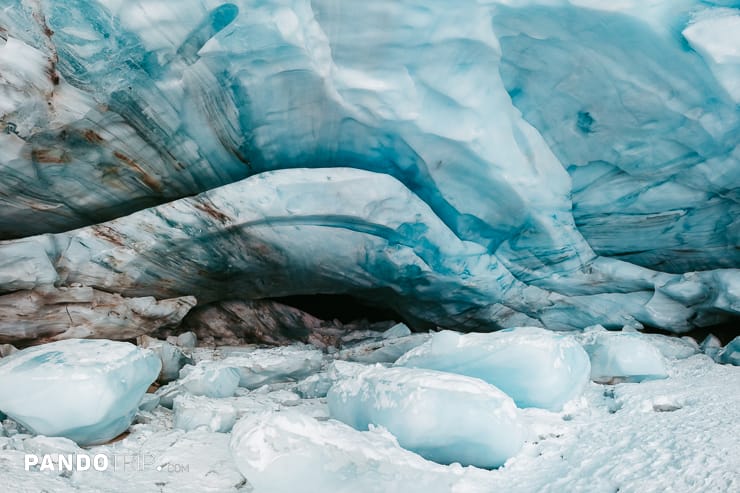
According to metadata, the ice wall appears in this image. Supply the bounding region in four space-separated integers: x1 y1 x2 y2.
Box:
0 0 737 335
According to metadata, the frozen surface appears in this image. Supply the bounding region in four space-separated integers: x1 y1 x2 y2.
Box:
396 328 590 411
0 1 737 336
0 339 160 445
580 329 668 383
0 338 738 492
327 361 525 468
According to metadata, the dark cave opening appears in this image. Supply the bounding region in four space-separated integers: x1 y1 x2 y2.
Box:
269 294 404 325
641 317 740 346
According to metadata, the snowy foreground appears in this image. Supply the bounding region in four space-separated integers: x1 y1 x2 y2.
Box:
0 329 739 493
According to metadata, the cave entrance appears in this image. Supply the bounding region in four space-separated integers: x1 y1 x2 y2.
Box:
269 294 404 325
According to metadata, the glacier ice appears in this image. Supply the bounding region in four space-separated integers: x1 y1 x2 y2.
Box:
230 410 476 493
338 333 432 364
157 361 240 408
0 0 737 336
0 167 736 334
0 339 160 445
718 336 740 366
217 345 325 389
580 328 668 383
327 361 525 468
138 335 194 384
173 395 237 433
396 327 591 411
0 287 195 343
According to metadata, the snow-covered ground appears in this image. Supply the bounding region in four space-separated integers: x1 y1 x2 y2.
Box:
0 334 738 493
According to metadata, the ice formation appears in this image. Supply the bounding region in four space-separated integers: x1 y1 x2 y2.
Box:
396 327 591 411
230 410 469 493
0 0 736 335
0 339 160 445
217 345 325 389
580 328 669 383
327 361 525 468
718 336 740 366
173 394 237 433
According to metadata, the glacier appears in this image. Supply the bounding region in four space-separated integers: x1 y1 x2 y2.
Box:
0 1 739 489
0 0 737 337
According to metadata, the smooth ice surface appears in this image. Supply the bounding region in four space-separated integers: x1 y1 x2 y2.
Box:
581 328 668 383
0 339 160 445
327 361 525 468
396 328 591 411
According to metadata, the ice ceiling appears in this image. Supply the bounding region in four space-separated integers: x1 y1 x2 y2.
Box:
0 0 738 336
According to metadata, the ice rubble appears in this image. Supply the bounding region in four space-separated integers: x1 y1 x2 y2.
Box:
396 328 591 411
0 1 737 336
327 361 525 468
0 339 160 445
0 334 738 492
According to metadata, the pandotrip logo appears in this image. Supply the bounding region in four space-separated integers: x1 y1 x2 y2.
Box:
24 453 190 473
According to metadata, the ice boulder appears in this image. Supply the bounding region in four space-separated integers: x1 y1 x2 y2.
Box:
327 362 524 468
230 410 469 493
219 345 324 389
396 328 591 411
581 329 668 383
0 339 160 445
173 395 237 433
139 335 194 384
717 336 740 366
338 333 432 364
156 361 240 408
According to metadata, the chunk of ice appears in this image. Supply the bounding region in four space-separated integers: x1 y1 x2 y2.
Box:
230 410 469 493
173 395 237 433
581 329 668 383
0 339 160 445
219 345 324 389
327 361 524 468
338 333 431 364
717 336 740 366
396 328 591 411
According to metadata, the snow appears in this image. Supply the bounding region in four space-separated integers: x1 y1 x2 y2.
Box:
0 337 738 492
0 339 160 445
327 361 525 468
396 328 591 411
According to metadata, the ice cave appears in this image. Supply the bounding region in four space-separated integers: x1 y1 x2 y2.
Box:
0 0 738 491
